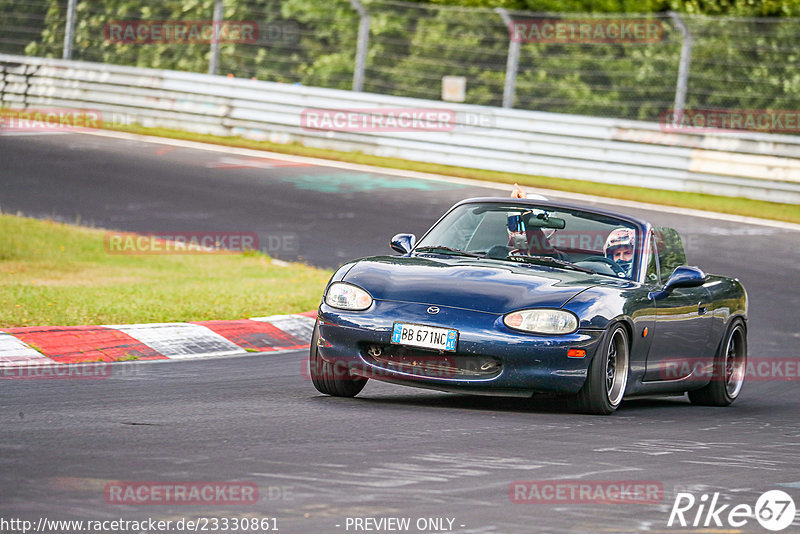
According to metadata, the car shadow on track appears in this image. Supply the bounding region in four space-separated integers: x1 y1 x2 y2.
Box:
309 390 693 416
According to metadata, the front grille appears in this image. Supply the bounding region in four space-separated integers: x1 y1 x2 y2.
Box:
360 343 502 379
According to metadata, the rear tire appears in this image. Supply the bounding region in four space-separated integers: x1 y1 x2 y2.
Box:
688 319 746 406
576 324 629 415
309 320 367 397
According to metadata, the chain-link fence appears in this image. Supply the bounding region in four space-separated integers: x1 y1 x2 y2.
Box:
2 0 800 123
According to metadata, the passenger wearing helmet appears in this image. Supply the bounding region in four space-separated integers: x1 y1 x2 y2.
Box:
604 228 636 277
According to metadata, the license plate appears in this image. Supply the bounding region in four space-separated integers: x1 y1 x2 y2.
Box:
391 323 458 352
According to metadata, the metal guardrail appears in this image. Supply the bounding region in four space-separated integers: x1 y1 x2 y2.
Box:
2 54 800 204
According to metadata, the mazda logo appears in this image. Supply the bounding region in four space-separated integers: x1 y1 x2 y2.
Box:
427 306 440 315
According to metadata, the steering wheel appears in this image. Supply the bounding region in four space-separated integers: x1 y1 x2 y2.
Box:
579 256 627 276
485 245 512 259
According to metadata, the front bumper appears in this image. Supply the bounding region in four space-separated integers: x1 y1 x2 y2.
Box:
317 300 605 396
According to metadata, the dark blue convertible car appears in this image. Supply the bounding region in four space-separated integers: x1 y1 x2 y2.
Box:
310 198 748 414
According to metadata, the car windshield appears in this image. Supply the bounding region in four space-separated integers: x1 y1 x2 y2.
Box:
414 202 639 279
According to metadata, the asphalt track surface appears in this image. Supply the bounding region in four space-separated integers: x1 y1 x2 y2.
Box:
2 131 800 533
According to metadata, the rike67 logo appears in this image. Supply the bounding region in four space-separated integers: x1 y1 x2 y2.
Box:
668 490 797 531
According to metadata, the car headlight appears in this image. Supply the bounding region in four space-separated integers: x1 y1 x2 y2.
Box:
503 309 578 335
325 282 373 311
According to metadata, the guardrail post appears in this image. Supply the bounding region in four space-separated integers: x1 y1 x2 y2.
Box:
349 0 370 92
495 8 519 109
62 0 77 59
669 11 692 123
0 64 5 106
209 0 224 75
22 65 31 108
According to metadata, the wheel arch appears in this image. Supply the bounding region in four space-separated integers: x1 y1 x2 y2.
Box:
583 316 633 362
616 316 635 344
714 314 747 354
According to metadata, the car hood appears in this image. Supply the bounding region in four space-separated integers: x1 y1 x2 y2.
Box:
341 255 601 313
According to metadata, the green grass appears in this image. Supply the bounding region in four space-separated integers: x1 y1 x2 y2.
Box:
107 123 800 225
0 213 331 327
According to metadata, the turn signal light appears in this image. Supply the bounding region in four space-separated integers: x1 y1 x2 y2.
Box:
567 349 586 358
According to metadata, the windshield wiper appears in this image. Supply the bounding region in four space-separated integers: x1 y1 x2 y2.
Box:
415 246 484 258
505 254 596 274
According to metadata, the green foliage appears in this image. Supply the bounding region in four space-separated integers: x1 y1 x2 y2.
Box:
0 0 53 56
3 0 800 120
662 0 800 17
416 0 800 16
16 0 311 81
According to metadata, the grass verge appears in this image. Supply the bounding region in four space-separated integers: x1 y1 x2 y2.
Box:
107 123 800 225
0 213 331 327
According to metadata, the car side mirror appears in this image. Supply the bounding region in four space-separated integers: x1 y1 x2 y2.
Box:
390 233 416 255
650 266 706 300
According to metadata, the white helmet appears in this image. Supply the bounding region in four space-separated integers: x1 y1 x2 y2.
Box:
604 228 635 258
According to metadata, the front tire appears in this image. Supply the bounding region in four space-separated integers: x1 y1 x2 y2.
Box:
688 319 746 406
309 320 367 397
576 324 629 415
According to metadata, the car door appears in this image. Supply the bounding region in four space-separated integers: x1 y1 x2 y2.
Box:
643 228 713 382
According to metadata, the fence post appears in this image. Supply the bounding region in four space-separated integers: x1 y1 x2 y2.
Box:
669 11 692 122
495 8 519 109
349 0 370 92
209 0 224 75
62 0 77 59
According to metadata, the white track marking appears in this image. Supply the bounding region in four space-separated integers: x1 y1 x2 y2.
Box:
250 314 316 341
0 333 54 367
107 323 243 359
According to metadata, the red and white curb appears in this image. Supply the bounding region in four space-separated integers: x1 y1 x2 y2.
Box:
0 312 317 368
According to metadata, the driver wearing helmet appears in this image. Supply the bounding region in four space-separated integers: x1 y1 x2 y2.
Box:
604 228 636 277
